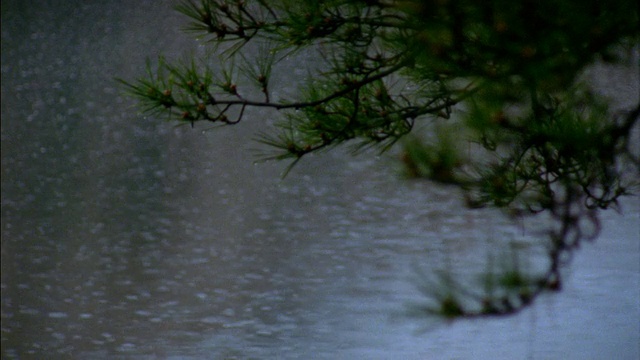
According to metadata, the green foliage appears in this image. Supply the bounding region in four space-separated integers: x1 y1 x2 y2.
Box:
121 0 640 319
401 126 463 183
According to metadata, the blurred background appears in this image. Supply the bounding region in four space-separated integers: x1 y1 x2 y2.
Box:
2 1 638 358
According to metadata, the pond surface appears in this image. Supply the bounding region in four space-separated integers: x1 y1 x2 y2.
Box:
1 1 639 359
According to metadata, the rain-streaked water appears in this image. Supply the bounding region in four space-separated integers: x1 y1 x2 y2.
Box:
2 1 639 359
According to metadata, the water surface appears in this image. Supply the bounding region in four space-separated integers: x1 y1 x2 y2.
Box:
2 1 639 359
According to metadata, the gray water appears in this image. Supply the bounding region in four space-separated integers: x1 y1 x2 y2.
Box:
1 1 639 359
